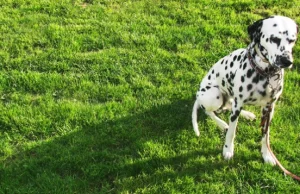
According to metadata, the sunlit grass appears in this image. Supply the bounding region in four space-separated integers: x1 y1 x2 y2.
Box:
0 0 300 193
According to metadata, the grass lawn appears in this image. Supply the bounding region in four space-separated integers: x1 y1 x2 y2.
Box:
1 0 300 193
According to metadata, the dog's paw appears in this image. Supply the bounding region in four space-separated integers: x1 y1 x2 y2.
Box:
241 110 256 121
262 151 276 166
223 144 234 160
223 151 234 160
218 122 229 131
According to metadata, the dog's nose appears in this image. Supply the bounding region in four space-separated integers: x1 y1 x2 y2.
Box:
280 56 293 67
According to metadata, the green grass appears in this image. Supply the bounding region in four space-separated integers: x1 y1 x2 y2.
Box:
1 0 300 193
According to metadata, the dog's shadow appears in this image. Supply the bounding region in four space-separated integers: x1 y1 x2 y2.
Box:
1 99 266 192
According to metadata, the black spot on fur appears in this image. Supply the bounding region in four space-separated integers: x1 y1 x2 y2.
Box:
201 88 206 92
216 96 220 99
239 86 243 92
206 86 211 90
222 79 225 87
280 46 286 52
237 55 241 61
212 69 214 74
252 74 259 84
243 62 247 70
263 81 268 89
228 78 234 87
216 72 220 77
228 87 233 96
231 114 237 122
234 97 238 108
241 76 245 82
248 18 264 44
230 62 234 68
259 90 266 97
270 35 281 47
230 72 236 80
247 84 253 91
225 66 228 70
208 75 211 80
247 69 254 78
239 94 243 99
233 55 237 61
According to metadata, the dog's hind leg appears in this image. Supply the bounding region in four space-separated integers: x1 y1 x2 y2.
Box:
240 110 256 120
192 101 228 136
218 99 256 121
192 85 228 136
206 111 229 130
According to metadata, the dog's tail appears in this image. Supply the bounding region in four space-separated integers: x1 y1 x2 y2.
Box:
192 100 200 136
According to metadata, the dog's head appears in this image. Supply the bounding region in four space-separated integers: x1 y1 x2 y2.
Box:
248 16 298 68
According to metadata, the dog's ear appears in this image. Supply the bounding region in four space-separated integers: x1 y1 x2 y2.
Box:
248 19 264 43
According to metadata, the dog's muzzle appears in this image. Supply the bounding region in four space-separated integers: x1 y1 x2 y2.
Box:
276 52 293 68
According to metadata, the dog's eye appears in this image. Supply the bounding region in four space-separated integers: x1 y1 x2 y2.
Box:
287 38 296 44
270 36 281 46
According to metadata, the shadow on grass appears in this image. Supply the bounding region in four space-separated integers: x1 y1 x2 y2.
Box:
0 99 265 193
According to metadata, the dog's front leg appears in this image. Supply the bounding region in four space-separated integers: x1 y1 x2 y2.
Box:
261 103 276 165
223 98 243 160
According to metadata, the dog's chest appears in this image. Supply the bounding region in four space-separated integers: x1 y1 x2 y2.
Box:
228 67 284 107
241 74 283 106
210 49 283 106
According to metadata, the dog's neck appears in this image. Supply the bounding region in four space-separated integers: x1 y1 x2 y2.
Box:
247 42 281 77
248 43 283 95
248 43 270 69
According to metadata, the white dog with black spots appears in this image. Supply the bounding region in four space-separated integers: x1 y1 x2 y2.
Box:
192 16 298 165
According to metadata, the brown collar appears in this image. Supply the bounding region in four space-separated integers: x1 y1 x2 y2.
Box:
247 49 279 78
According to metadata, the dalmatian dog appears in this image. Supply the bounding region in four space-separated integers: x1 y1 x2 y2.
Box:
192 16 298 165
